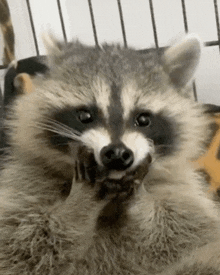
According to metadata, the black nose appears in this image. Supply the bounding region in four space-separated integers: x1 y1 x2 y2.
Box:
100 144 134 170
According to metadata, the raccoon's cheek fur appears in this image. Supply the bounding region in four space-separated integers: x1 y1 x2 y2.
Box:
82 129 151 168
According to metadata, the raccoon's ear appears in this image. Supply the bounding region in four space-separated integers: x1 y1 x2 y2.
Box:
42 33 63 55
162 34 202 87
42 33 66 65
14 73 34 95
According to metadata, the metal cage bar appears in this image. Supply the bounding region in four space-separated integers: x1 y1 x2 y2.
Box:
181 0 189 33
87 0 99 46
148 0 159 49
213 0 220 52
1 1 220 71
26 0 39 56
57 0 67 42
117 0 127 48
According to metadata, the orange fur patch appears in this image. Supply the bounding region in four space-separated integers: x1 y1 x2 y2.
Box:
14 73 34 94
194 114 220 190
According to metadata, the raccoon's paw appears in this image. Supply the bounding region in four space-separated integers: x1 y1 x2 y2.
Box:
73 157 96 184
96 173 139 201
96 155 151 201
74 160 135 200
72 146 151 201
73 147 104 184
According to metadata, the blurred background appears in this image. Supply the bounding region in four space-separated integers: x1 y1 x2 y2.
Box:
1 0 220 104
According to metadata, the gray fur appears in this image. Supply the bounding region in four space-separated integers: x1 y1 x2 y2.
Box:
0 35 220 274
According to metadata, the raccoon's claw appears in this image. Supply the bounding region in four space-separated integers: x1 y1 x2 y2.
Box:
74 161 85 182
73 147 105 184
73 158 97 183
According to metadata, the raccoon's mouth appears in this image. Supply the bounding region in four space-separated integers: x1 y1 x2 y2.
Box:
105 153 152 180
107 170 126 180
73 145 151 198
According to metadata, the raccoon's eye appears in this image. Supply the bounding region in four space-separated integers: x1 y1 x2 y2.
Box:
135 112 151 127
78 110 93 124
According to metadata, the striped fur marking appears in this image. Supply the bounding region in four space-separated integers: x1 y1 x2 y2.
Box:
107 82 124 142
0 0 15 65
92 77 111 120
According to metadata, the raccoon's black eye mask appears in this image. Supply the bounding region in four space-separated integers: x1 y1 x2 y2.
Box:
46 105 104 150
55 105 101 132
46 103 177 158
131 110 177 156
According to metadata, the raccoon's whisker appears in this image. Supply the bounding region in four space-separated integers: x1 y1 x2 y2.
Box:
44 118 81 137
34 122 81 141
46 124 77 138
36 117 79 135
155 144 174 149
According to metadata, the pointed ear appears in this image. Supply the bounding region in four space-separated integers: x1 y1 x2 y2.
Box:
14 73 34 95
42 33 63 55
42 33 67 65
162 34 202 87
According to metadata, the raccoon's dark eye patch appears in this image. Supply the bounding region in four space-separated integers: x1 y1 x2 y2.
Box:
77 110 93 124
52 105 100 133
135 112 151 127
47 105 104 152
130 110 177 156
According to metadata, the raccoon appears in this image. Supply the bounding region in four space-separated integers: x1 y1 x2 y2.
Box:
0 34 220 275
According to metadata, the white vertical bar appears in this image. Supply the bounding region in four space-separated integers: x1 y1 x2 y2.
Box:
120 0 155 49
196 47 220 104
29 0 64 55
152 0 184 47
185 0 217 41
89 0 123 45
60 0 95 45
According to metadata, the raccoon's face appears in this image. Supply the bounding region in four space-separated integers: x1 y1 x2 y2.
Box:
47 81 177 179
10 34 210 183
48 84 155 179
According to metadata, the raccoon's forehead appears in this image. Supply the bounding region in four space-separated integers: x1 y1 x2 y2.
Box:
120 82 174 119
41 74 171 122
43 45 171 119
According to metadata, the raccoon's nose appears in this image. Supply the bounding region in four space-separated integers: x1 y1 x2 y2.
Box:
100 144 134 170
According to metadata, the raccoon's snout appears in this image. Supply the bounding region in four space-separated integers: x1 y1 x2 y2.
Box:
100 144 134 170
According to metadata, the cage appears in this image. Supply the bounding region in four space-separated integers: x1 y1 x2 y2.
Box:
1 0 220 104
